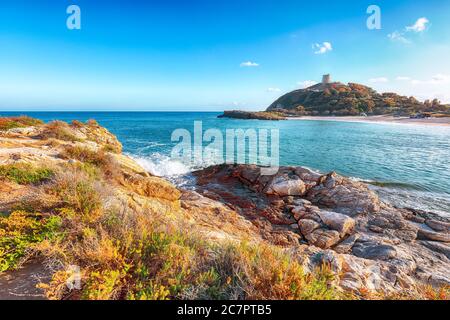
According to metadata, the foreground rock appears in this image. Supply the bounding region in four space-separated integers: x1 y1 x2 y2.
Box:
193 164 450 293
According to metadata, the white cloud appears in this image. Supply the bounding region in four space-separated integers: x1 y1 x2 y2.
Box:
369 77 389 83
297 80 317 88
240 61 259 67
388 17 430 44
396 76 411 81
313 42 332 54
406 17 429 32
388 31 411 44
266 87 281 92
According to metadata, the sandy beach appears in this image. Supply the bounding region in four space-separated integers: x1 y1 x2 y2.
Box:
289 115 450 126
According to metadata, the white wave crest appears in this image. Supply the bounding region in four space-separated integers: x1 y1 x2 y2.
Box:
132 154 191 177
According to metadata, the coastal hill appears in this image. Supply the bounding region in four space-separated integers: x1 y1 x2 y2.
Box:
0 116 449 300
220 75 450 120
267 74 450 116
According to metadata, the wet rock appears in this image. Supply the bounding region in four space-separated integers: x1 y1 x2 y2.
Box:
352 241 397 261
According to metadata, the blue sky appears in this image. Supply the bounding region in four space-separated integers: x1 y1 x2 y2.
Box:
0 0 449 111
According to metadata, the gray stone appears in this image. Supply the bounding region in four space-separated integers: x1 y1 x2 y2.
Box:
352 241 397 261
334 234 360 254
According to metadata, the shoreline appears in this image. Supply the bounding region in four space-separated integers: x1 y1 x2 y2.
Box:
288 115 450 127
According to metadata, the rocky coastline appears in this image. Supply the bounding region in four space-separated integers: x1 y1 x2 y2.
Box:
0 117 448 300
192 164 450 292
218 110 286 120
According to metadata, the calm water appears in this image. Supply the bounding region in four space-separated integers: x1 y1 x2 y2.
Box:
2 111 450 216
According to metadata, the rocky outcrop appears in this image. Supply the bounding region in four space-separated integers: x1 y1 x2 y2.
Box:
193 164 450 293
218 110 286 120
267 81 450 116
1 118 449 299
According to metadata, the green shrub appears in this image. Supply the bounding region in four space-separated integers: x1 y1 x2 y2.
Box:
0 164 54 185
0 211 62 272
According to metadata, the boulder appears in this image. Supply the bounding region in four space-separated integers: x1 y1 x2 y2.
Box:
307 173 381 216
298 219 321 236
266 176 306 196
305 229 341 249
317 210 356 236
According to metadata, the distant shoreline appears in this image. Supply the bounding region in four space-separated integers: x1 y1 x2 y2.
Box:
289 115 450 127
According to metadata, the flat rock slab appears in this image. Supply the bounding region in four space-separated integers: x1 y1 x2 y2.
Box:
352 242 397 261
417 227 450 243
420 241 450 259
0 262 49 300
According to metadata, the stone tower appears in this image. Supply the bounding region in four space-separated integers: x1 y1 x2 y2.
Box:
322 74 331 84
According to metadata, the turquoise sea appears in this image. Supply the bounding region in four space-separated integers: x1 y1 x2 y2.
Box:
2 111 450 217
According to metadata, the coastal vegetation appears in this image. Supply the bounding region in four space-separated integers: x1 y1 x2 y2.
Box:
0 162 342 300
0 164 54 185
0 116 343 300
218 80 450 120
218 110 287 120
267 82 450 117
0 116 448 300
0 116 43 131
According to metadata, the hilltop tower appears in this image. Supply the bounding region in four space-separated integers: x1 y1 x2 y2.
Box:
322 74 331 84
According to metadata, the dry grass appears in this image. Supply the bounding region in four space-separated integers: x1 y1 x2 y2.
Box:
0 160 345 300
40 121 82 142
2 160 447 300
2 117 446 300
0 116 43 131
61 145 122 181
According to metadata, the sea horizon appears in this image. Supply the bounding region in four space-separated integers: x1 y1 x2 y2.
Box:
2 111 449 217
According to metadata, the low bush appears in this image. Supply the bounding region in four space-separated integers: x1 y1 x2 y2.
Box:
41 121 81 142
0 211 62 272
0 116 43 131
61 145 122 180
0 164 54 185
